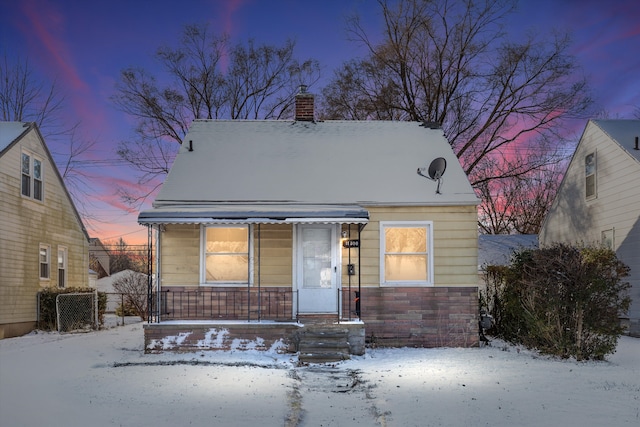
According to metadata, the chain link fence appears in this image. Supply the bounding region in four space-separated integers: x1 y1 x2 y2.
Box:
55 291 98 333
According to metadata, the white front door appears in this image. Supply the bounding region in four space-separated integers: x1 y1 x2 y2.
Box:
296 224 339 313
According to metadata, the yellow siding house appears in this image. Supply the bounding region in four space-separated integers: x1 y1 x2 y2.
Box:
0 122 89 338
139 89 480 356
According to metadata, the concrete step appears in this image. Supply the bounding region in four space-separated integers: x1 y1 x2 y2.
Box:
298 352 351 364
297 327 351 363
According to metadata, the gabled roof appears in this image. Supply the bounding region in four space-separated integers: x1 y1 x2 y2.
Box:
591 119 640 163
0 121 31 155
0 121 89 240
141 120 477 224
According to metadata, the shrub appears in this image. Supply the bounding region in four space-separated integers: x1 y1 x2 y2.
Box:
38 288 107 331
481 243 631 360
112 271 149 320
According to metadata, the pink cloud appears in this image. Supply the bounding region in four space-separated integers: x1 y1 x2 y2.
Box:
19 1 108 134
21 1 87 93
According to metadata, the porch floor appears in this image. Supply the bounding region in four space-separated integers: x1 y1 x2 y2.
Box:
144 319 365 361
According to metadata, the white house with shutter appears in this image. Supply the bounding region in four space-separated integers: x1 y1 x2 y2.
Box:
540 119 640 336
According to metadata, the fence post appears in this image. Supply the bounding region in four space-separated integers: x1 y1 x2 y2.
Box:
94 290 98 330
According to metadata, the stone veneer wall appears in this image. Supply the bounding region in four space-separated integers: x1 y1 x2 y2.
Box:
358 287 479 348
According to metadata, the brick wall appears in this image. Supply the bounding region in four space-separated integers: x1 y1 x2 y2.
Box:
144 322 300 353
358 287 479 348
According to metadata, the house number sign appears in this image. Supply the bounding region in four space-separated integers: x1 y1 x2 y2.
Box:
342 239 360 248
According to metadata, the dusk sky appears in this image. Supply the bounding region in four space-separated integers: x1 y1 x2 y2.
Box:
1 0 639 245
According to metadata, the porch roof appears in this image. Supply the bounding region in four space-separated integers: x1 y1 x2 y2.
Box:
138 203 369 225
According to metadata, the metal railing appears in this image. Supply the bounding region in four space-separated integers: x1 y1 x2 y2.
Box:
154 288 294 322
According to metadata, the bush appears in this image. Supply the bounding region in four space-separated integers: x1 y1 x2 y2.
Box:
112 271 149 320
481 243 631 360
38 288 107 331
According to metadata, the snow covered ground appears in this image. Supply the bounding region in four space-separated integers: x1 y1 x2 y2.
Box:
1 320 638 427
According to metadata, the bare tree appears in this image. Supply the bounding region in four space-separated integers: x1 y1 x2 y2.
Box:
107 238 146 274
478 162 564 234
1 54 98 221
112 24 321 205
320 0 592 231
112 270 149 320
0 54 66 136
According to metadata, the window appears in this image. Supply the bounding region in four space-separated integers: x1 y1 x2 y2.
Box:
380 221 433 286
21 152 44 201
33 158 43 200
585 152 596 199
202 225 251 284
21 153 31 197
58 247 67 288
601 229 615 250
39 244 50 280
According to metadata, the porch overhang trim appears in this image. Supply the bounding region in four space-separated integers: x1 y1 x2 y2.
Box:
138 205 369 225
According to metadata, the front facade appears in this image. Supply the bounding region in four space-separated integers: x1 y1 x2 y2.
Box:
140 93 480 352
540 119 640 336
0 122 89 338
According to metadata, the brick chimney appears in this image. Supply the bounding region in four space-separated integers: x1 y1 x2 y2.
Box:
295 84 314 121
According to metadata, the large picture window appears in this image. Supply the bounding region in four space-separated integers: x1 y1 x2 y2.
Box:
380 221 433 286
203 225 251 284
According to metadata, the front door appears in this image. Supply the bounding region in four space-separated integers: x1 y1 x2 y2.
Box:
296 224 338 313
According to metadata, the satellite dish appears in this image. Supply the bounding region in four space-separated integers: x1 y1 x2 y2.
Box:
427 157 447 180
417 157 447 194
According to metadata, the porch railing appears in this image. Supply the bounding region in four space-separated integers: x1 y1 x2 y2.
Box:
153 288 294 322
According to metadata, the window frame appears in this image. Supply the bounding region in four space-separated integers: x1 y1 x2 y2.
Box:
379 221 434 287
39 244 51 280
601 228 615 250
200 224 253 286
585 151 596 200
58 246 67 288
21 151 44 201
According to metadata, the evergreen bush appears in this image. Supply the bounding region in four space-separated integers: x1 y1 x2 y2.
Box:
481 243 631 360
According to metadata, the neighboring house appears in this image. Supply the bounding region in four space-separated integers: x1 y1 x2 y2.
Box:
540 119 640 337
0 122 89 339
89 237 111 278
88 269 98 288
478 234 538 288
96 269 147 313
138 89 480 355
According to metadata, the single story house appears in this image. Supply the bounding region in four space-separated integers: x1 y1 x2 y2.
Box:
138 89 480 358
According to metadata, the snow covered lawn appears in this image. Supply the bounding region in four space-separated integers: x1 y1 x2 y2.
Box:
1 321 638 426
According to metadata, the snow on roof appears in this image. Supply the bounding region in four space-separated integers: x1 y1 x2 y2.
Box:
478 234 538 268
150 120 478 215
592 119 640 163
0 122 30 154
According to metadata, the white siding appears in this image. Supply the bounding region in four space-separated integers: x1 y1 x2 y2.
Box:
541 121 640 334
